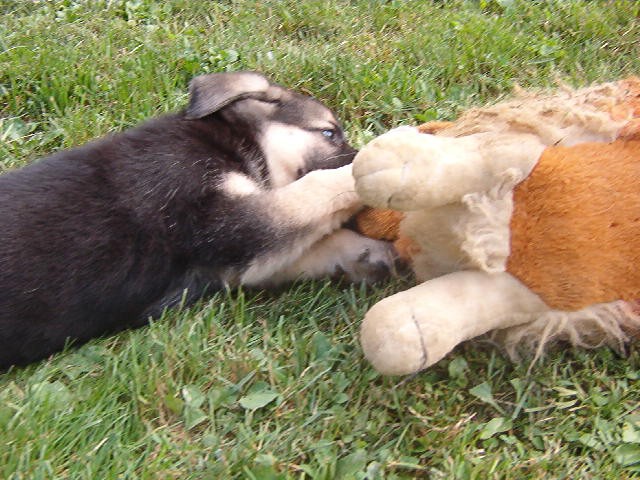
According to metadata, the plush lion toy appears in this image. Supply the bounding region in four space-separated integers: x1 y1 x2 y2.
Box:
353 77 640 375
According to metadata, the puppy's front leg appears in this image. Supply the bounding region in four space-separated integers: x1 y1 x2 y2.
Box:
264 229 397 286
239 165 364 286
268 163 361 235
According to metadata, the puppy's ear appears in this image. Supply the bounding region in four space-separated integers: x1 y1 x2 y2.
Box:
185 71 281 119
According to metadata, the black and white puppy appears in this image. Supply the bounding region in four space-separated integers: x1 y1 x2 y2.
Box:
0 71 394 368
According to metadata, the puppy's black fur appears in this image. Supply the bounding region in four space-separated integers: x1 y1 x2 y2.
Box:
0 72 356 368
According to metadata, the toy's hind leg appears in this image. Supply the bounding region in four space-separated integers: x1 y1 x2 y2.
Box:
360 270 548 375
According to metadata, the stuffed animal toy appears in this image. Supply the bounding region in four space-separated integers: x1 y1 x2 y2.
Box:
353 77 640 375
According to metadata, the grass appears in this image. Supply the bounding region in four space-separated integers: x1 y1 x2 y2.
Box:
1 0 640 478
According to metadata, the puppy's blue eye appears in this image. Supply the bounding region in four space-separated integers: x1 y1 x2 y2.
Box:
321 129 335 138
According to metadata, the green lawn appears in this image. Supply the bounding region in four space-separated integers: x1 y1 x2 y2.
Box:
1 1 640 478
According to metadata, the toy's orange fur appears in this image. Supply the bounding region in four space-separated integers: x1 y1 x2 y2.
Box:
507 139 640 312
354 208 422 261
356 78 640 317
354 208 403 241
355 78 640 363
610 77 640 122
356 137 640 315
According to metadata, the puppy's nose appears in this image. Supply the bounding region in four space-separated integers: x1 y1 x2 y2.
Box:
334 145 358 167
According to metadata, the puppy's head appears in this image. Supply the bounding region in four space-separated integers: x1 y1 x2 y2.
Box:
185 71 357 187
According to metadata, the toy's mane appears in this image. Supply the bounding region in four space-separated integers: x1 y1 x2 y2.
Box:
431 77 640 145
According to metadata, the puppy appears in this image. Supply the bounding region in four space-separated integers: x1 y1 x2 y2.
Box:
0 71 394 368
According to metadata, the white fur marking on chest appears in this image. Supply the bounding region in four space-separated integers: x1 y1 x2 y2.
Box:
222 172 261 197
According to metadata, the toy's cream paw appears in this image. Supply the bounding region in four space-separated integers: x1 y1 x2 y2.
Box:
353 127 426 210
354 129 543 212
354 128 486 210
360 294 428 375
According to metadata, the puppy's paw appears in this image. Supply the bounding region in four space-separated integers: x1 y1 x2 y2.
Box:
304 164 362 213
336 236 400 284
